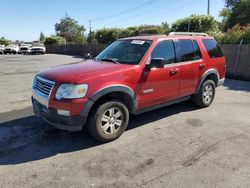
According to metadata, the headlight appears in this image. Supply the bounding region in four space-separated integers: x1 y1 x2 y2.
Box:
56 84 88 100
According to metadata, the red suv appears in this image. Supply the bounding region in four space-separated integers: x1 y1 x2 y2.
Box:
32 32 226 142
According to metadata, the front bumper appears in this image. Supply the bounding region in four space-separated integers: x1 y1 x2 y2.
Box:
19 50 30 53
32 97 86 131
4 50 16 53
31 50 45 53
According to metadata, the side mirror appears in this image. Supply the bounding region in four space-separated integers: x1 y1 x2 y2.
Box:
146 58 165 69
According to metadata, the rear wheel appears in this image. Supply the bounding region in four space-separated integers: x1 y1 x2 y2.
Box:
88 100 129 142
192 80 215 108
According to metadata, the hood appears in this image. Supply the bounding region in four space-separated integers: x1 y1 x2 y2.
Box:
38 60 135 84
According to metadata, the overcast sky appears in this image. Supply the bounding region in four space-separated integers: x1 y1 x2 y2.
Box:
0 0 225 41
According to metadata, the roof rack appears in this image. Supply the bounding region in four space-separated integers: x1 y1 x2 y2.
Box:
168 32 209 37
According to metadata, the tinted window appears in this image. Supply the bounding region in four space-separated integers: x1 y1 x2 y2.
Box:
202 39 223 58
177 39 200 62
193 40 202 60
151 40 176 64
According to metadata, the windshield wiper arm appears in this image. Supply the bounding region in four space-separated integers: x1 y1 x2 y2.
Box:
101 58 120 64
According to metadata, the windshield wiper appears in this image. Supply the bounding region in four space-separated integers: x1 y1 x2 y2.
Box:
101 58 120 64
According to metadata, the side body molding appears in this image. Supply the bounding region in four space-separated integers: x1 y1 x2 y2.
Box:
81 85 137 124
195 69 219 93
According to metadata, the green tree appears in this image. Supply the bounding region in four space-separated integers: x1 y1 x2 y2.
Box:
225 0 241 8
220 0 250 31
161 22 170 34
119 27 139 38
137 24 169 35
44 35 66 45
55 15 86 44
214 24 250 44
39 32 45 42
0 37 10 46
171 15 218 33
94 28 121 44
227 0 250 29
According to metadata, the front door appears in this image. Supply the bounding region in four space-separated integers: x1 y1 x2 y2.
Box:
137 40 180 110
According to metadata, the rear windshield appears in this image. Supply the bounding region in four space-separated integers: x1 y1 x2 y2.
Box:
202 39 223 58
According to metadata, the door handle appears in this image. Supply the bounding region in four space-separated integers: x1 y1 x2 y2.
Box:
170 68 178 75
199 63 205 69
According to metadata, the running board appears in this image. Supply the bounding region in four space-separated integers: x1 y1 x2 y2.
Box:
133 96 191 115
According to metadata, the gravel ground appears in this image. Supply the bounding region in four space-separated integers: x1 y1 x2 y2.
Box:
0 54 250 188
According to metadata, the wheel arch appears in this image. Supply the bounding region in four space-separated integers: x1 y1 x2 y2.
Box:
195 69 219 93
81 85 137 122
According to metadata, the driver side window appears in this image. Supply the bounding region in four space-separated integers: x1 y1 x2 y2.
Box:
151 40 176 65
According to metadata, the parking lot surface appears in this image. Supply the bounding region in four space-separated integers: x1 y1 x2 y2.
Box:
0 54 250 188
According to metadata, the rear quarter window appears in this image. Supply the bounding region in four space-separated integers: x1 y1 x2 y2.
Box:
202 39 224 58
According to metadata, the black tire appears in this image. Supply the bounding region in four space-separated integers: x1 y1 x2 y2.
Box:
192 80 215 108
87 100 129 142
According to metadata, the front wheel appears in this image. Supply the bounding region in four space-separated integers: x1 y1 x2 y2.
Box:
88 100 129 142
192 80 215 108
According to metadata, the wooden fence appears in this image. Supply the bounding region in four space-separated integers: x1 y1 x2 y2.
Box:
221 45 250 81
45 44 250 81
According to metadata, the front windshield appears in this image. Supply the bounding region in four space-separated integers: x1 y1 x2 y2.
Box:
96 39 152 65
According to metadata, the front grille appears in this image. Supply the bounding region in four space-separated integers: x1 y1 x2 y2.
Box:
20 47 28 50
35 76 55 96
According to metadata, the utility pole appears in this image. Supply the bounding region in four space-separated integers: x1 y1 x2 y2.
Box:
88 20 92 38
207 0 210 15
188 20 191 32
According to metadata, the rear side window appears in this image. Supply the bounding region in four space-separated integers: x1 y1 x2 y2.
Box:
177 39 201 62
193 40 202 60
202 39 223 58
151 40 176 64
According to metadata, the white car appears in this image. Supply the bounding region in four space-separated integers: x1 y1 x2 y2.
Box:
30 44 46 55
0 45 5 54
4 45 19 54
19 45 31 54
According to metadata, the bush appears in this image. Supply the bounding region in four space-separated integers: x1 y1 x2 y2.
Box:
94 23 170 44
171 15 218 33
95 28 121 44
214 24 250 44
0 37 10 46
44 35 66 45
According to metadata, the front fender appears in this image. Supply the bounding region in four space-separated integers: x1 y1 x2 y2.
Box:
81 85 137 123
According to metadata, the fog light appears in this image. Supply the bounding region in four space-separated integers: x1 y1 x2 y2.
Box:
57 109 70 116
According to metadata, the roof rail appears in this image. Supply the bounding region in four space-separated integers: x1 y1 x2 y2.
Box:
169 32 209 37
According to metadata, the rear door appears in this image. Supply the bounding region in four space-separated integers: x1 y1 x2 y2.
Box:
175 39 202 97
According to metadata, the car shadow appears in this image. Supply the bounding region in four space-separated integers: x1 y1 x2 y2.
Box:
223 79 250 92
0 101 199 165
